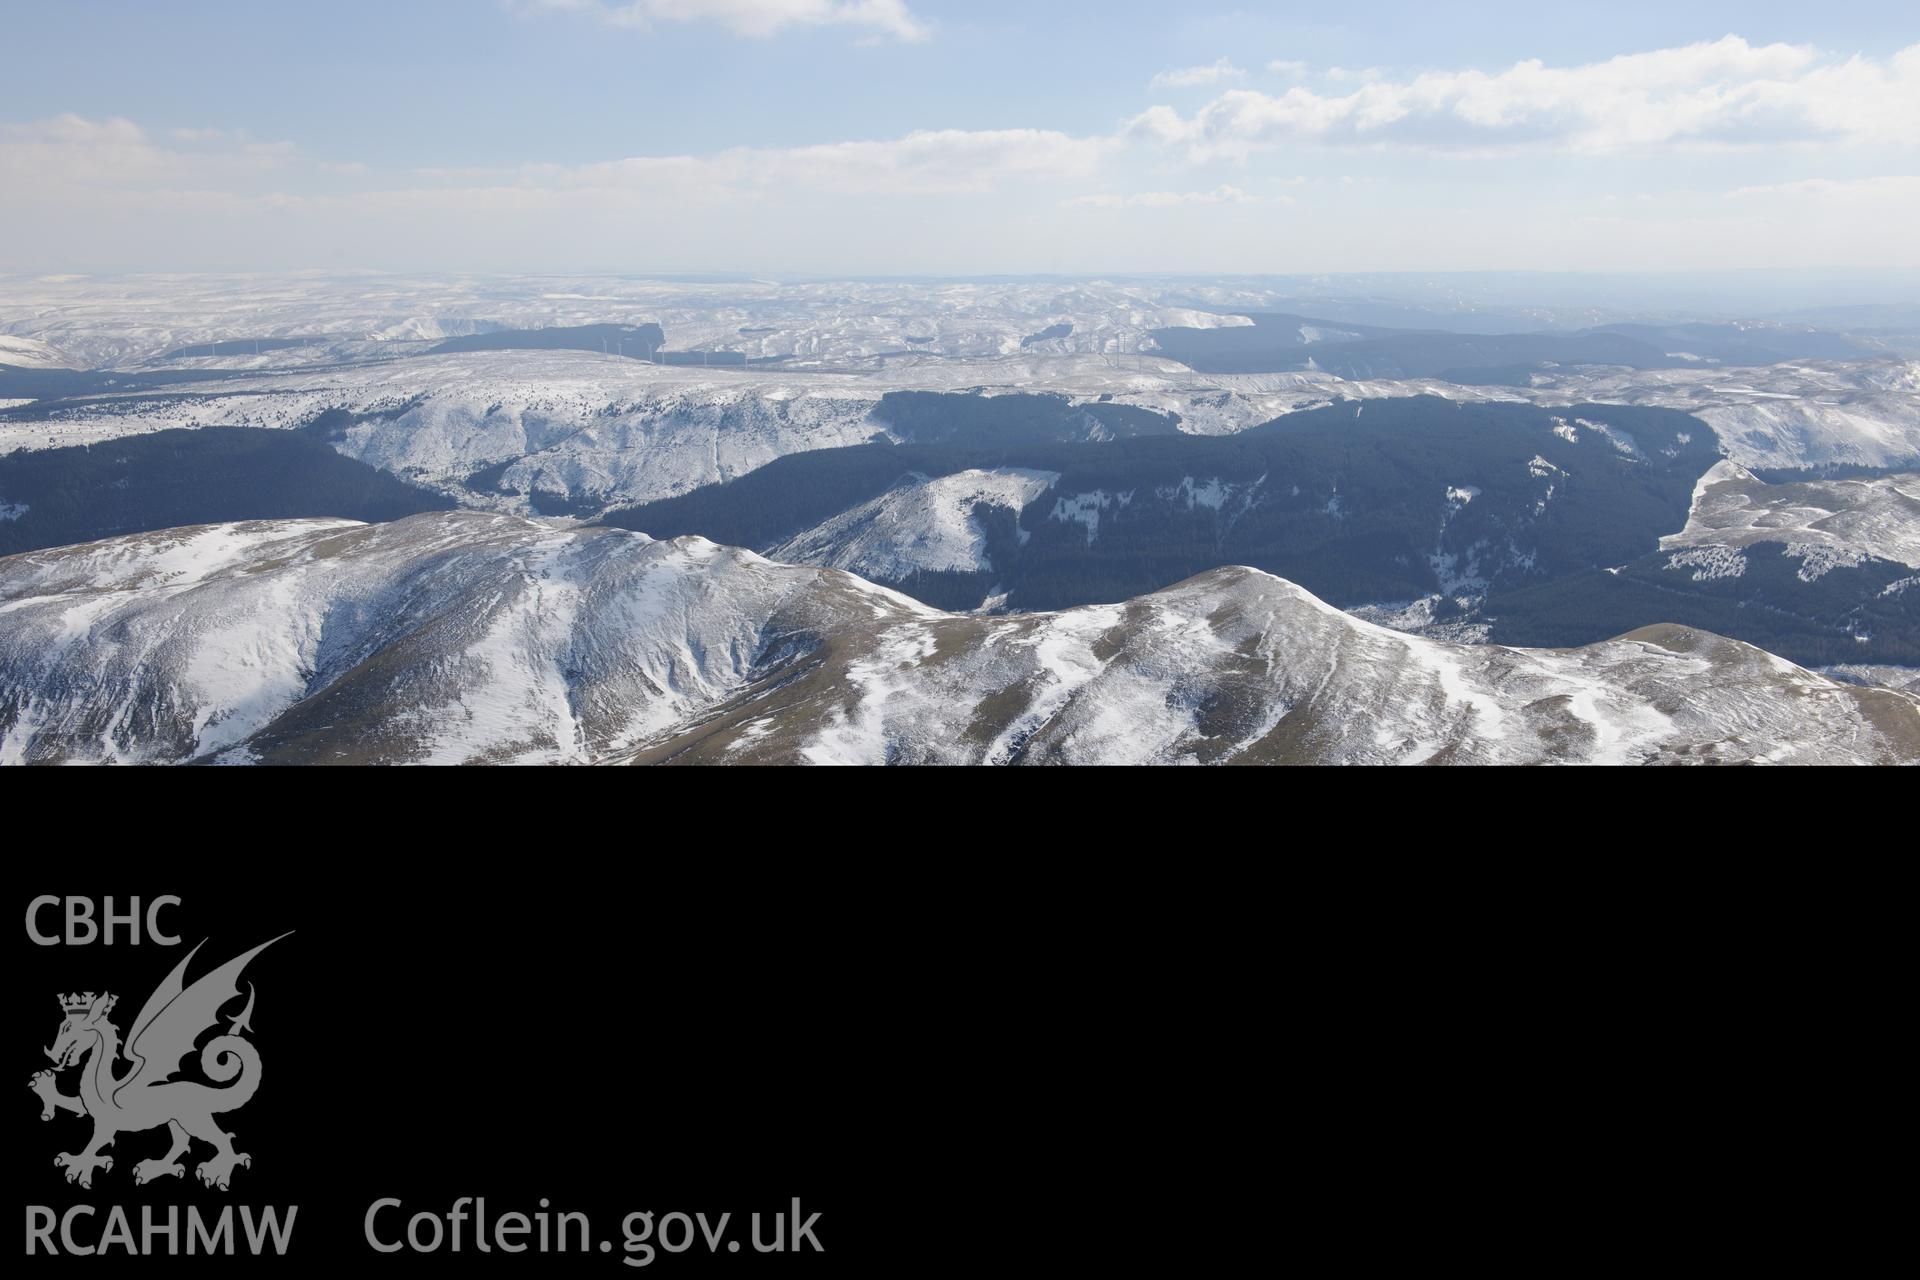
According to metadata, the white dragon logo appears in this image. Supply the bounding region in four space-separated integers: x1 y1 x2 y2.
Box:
28 934 290 1191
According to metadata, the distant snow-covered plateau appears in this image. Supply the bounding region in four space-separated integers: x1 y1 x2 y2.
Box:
5 276 1918 499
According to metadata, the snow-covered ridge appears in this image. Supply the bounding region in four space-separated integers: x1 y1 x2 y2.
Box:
6 312 1918 512
3 512 1914 766
1661 459 1920 578
0 513 857 764
9 349 1918 506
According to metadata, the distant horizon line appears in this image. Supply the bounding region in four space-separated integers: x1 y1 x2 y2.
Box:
5 266 1919 283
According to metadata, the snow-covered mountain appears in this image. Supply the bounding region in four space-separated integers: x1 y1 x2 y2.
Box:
3 512 1914 765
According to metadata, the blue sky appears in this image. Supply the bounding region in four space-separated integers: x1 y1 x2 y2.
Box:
2 1 1915 275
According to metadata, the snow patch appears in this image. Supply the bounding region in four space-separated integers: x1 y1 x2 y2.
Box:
1668 546 1747 581
1788 542 1867 582
1577 418 1643 459
1050 490 1129 544
1159 476 1230 510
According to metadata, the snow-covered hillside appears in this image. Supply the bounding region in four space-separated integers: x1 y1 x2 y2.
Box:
3 513 1914 765
0 513 915 764
7 348 1916 512
1660 460 1920 579
1519 359 1920 472
0 335 72 370
768 468 1058 580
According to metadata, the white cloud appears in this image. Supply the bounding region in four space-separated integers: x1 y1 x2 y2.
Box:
2 114 1109 215
1131 36 1920 159
1 115 178 186
511 0 929 41
1070 185 1276 208
531 128 1113 195
0 115 297 187
1730 174 1920 200
1267 60 1308 78
745 128 1107 192
7 29 1917 276
1148 59 1247 90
